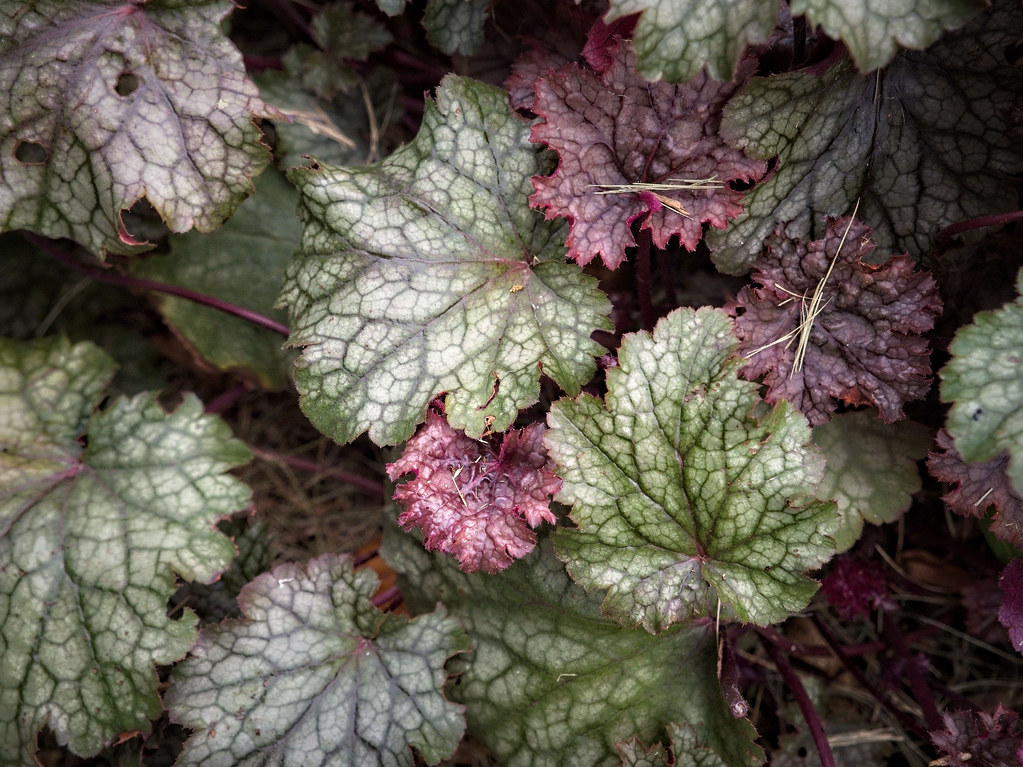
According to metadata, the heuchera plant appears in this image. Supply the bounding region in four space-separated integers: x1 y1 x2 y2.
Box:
1 1 1023 766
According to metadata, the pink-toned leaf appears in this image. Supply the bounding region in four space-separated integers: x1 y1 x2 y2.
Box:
727 217 942 426
1000 558 1023 654
929 428 1023 547
386 411 561 573
529 39 766 269
930 704 1023 767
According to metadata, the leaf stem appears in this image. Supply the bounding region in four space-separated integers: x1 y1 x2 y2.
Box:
28 234 291 337
250 446 386 496
635 228 656 330
759 628 837 767
934 210 1023 249
883 613 944 732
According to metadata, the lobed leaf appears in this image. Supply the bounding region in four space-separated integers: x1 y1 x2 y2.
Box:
387 411 561 573
727 217 941 426
709 1 1023 273
942 270 1023 498
280 75 611 446
790 0 985 72
167 555 469 767
0 0 272 256
529 39 766 269
603 0 779 82
547 307 837 631
0 337 251 763
618 722 731 767
422 0 490 55
815 412 931 553
999 558 1023 653
383 528 763 767
928 429 1023 548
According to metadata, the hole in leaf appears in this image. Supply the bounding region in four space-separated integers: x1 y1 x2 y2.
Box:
13 140 48 165
115 72 140 96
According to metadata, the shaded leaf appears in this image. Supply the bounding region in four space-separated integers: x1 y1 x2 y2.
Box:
131 167 298 390
387 410 561 573
790 0 985 72
173 516 274 625
0 0 272 256
422 0 490 55
727 217 941 426
257 61 403 169
167 554 468 767
943 270 1023 499
547 307 837 630
0 337 250 762
603 0 779 82
815 411 931 552
709 1 1023 273
929 429 1023 547
530 40 766 269
999 558 1023 654
930 704 1023 767
382 528 764 767
618 721 731 767
279 75 611 446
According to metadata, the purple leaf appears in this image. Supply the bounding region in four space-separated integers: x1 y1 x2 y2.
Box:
999 558 1023 654
930 704 1023 767
529 39 766 269
929 429 1023 547
727 217 942 426
387 411 561 573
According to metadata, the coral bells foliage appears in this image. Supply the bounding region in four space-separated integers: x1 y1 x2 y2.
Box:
727 217 942 426
528 37 766 269
387 411 561 573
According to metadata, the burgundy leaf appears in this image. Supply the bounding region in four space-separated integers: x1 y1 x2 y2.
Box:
386 411 561 573
929 429 1023 546
820 556 895 621
529 39 766 269
1000 558 1023 654
503 4 596 112
930 705 1023 767
727 217 942 426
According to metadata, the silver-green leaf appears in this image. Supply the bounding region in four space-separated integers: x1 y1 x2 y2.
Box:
548 307 837 631
280 75 611 446
167 554 469 767
0 337 251 763
0 0 272 256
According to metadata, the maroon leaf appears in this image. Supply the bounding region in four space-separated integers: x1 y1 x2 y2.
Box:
1000 558 1023 654
929 429 1023 547
930 705 1023 767
820 556 895 621
727 217 942 426
529 39 766 269
386 411 561 573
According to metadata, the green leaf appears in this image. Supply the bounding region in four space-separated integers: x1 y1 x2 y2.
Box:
375 0 408 15
814 411 931 553
131 167 298 390
708 1 1023 273
422 0 489 55
280 75 611 446
603 0 778 82
943 271 1023 496
0 0 271 256
791 0 985 72
166 554 469 767
383 528 764 767
0 337 251 763
548 307 837 630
